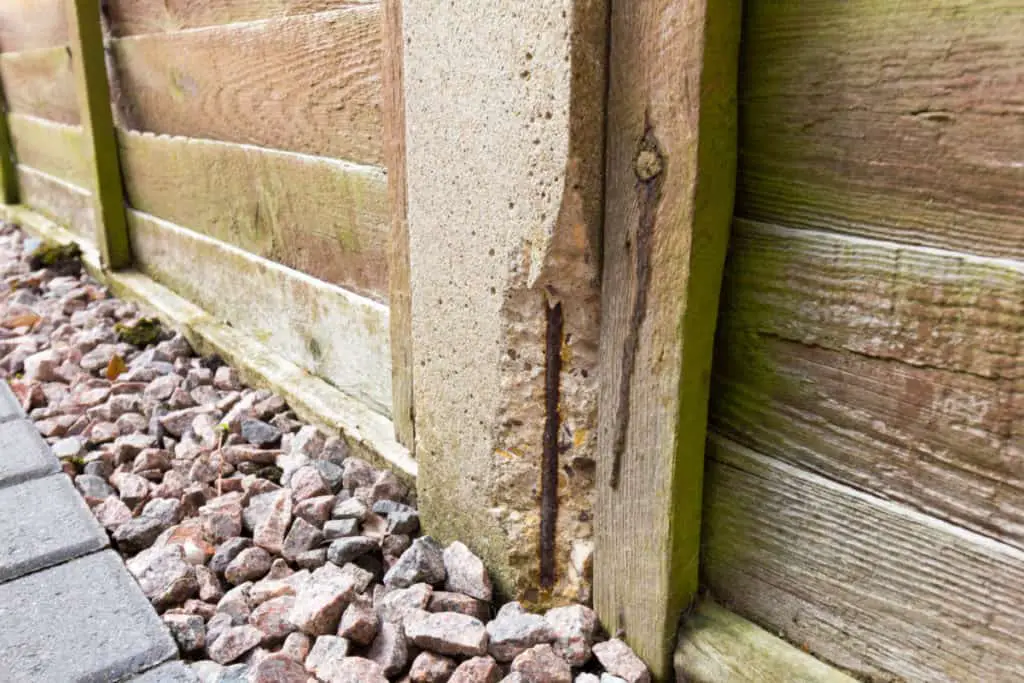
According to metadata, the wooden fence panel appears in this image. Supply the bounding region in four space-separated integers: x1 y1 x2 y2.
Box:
109 7 383 164
0 47 79 125
704 436 1024 682
0 1 68 53
118 130 389 301
737 0 1024 261
106 0 371 36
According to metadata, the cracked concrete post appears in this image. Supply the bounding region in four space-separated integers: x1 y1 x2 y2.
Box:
403 0 607 604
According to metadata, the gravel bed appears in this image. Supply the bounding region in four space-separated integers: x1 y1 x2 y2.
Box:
0 222 650 683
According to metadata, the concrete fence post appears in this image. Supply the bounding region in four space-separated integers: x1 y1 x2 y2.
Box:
402 0 608 605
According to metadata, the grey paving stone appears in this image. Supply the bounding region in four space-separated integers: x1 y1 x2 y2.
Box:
0 381 22 422
0 418 58 489
0 474 108 583
0 550 176 683
126 661 200 682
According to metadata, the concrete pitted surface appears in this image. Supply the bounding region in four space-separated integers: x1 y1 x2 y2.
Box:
0 473 107 582
0 384 183 682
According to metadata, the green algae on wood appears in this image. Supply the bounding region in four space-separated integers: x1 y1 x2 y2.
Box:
114 316 163 347
66 0 132 270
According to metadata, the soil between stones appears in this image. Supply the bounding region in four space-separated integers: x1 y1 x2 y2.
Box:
0 223 650 683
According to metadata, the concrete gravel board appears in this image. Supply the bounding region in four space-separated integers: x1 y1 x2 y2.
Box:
0 473 108 582
0 550 176 682
0 418 58 489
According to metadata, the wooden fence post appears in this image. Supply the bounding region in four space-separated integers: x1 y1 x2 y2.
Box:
0 76 18 205
381 0 415 450
593 0 741 679
65 0 131 269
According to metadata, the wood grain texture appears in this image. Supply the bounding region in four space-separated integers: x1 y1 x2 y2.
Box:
703 435 1024 682
0 1 68 53
67 0 132 269
737 0 1024 261
109 7 384 165
7 114 90 189
380 0 413 449
593 0 740 678
713 333 1024 551
106 0 373 36
675 601 858 683
0 47 79 125
15 165 96 242
720 219 1023 381
118 130 389 300
127 210 392 415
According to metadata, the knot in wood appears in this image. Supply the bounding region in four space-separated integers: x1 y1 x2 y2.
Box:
633 142 664 181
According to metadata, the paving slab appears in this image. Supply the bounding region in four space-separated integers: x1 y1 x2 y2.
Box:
0 550 176 683
0 473 108 582
0 418 58 488
126 661 200 682
0 381 21 422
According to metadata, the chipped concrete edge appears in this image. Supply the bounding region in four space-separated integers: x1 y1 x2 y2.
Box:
1 204 417 485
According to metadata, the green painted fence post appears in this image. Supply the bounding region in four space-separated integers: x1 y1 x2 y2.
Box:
0 75 19 205
65 0 131 269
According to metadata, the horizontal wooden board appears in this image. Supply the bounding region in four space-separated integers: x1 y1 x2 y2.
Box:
0 47 79 124
107 0 373 36
713 334 1024 550
6 114 91 190
110 7 383 164
737 0 1024 261
675 601 857 683
127 209 392 414
118 130 388 301
15 165 96 243
719 219 1023 380
0 1 68 53
703 435 1024 682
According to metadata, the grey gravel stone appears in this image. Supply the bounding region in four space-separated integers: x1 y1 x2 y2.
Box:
366 621 409 677
127 545 199 608
486 602 555 662
0 418 58 487
405 610 490 657
0 550 176 682
327 536 378 566
323 517 360 540
591 639 650 683
241 418 281 447
444 541 492 601
385 536 446 588
114 515 168 554
0 473 107 581
164 613 206 653
510 644 571 683
209 537 253 575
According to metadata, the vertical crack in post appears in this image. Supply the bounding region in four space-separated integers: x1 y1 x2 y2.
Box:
610 118 664 490
540 299 564 588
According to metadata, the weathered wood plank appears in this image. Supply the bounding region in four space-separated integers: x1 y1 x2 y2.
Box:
66 0 132 269
737 0 1024 261
118 130 389 300
380 0 413 448
720 219 1023 380
714 333 1024 547
110 7 383 165
15 165 95 242
675 600 858 683
127 210 392 415
703 435 1024 682
0 47 79 124
0 1 68 53
106 0 373 36
7 114 90 189
594 0 741 678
